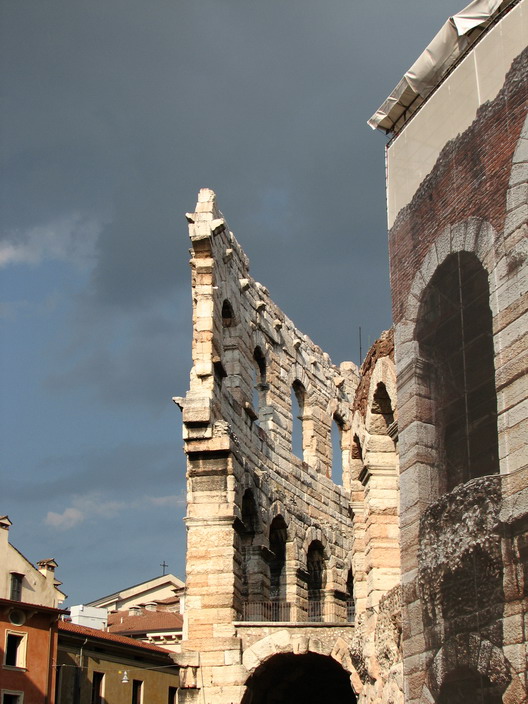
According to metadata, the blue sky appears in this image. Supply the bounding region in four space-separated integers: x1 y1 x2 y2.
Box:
1 0 464 605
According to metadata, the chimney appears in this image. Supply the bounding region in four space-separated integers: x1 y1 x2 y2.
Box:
0 517 12 583
37 559 58 585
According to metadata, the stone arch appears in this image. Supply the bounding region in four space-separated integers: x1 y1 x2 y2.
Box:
401 218 498 329
415 250 499 491
288 363 311 394
236 487 266 610
242 629 358 680
249 344 268 425
268 499 288 524
396 219 502 515
221 298 236 327
349 413 367 481
365 356 397 429
268 514 289 603
421 633 527 704
251 330 268 357
301 526 329 566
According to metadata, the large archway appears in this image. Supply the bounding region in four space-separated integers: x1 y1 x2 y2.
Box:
241 652 357 704
438 667 504 704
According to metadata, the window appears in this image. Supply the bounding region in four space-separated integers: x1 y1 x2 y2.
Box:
4 633 26 668
371 383 394 434
252 347 267 416
307 541 325 622
131 680 143 704
2 692 23 704
416 252 499 491
168 686 178 704
346 569 355 623
331 414 344 484
221 300 235 327
237 490 259 603
269 516 288 601
291 380 306 459
9 574 23 602
91 672 104 704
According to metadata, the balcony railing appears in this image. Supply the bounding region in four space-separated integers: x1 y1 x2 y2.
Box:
241 600 354 623
242 601 292 622
308 600 323 622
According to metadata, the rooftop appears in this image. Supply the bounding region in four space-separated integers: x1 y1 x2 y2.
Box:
59 620 176 655
107 609 183 636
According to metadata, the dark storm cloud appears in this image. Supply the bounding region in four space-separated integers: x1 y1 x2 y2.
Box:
2 0 469 602
45 301 192 408
2 0 464 364
3 439 183 503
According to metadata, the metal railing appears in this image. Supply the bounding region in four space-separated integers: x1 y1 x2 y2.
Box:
241 600 355 624
242 601 292 622
308 600 323 622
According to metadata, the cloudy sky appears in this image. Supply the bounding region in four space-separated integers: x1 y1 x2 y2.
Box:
1 0 464 605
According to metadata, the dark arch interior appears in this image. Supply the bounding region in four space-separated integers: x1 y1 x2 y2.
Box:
241 489 259 541
291 380 306 459
253 346 266 380
438 667 505 704
371 382 394 433
416 252 499 491
307 540 325 622
222 299 235 327
346 569 355 622
269 516 287 600
241 652 357 704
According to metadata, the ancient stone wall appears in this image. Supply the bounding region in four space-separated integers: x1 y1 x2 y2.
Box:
175 190 402 704
177 188 357 702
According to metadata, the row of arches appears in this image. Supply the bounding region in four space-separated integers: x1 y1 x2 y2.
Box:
228 242 501 521
222 300 351 483
236 494 355 624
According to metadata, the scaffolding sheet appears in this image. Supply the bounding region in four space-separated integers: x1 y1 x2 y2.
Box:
368 0 511 133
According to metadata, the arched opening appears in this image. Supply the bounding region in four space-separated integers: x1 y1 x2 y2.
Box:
371 382 394 434
437 667 504 704
307 540 325 622
346 569 355 622
268 516 288 620
241 489 259 542
416 252 499 492
238 490 265 615
241 652 357 704
291 380 305 460
252 347 267 417
350 434 364 484
221 299 235 327
331 414 344 484
352 435 363 462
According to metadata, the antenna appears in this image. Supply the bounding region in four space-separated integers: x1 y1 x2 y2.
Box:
359 326 362 365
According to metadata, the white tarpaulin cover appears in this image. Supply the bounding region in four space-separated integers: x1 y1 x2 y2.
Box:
368 0 511 133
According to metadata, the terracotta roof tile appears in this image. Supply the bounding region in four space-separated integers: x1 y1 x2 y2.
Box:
59 620 175 654
107 609 183 635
